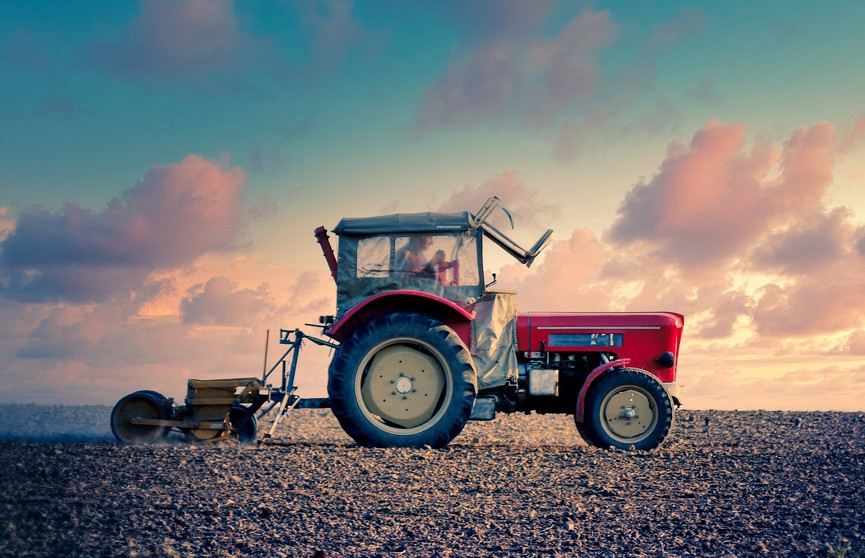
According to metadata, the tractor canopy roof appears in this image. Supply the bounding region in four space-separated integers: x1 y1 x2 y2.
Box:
333 211 473 236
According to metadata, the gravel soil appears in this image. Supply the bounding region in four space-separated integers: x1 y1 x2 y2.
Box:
0 405 863 557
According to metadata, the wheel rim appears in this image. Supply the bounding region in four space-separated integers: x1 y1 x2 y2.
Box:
599 385 658 444
356 338 452 434
112 397 164 444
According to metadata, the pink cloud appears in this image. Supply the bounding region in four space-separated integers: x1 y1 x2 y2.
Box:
437 170 559 229
690 286 751 339
840 114 865 153
179 271 332 327
0 207 13 242
496 228 615 312
520 119 865 344
752 268 865 337
684 364 865 411
91 0 254 79
751 207 856 275
181 276 272 326
413 8 618 135
608 120 836 270
1 264 337 404
0 155 246 302
844 330 865 355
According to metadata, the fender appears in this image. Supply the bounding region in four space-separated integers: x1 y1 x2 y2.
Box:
326 290 474 347
574 358 631 424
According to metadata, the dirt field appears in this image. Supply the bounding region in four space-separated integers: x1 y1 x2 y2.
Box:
0 404 863 557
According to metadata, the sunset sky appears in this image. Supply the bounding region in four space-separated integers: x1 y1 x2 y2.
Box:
2 1 864 410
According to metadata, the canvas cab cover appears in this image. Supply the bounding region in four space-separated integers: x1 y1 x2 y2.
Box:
332 211 485 315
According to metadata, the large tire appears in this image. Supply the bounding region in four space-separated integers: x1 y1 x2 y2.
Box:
111 390 172 444
328 313 477 448
580 368 674 450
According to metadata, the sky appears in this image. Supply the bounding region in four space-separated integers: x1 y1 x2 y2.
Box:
1 0 864 411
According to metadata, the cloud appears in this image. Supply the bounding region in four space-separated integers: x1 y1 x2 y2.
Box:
525 10 618 118
608 119 836 270
839 114 865 153
552 8 709 162
644 8 705 51
442 1 557 44
750 207 856 275
752 273 865 337
295 0 375 77
90 0 256 80
413 7 618 135
684 364 865 411
0 155 246 303
181 276 272 326
0 207 13 242
437 170 559 229
496 228 615 311
844 330 865 355
17 306 94 360
0 261 338 404
512 118 865 350
554 111 609 162
690 286 751 339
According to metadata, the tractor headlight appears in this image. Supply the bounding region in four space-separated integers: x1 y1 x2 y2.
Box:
657 351 675 368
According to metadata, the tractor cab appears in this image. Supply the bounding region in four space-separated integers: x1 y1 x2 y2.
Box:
320 196 554 318
331 211 485 316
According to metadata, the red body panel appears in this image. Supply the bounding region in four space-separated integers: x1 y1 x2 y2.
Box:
516 312 684 384
326 290 474 347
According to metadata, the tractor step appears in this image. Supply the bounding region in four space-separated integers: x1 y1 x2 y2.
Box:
469 397 496 421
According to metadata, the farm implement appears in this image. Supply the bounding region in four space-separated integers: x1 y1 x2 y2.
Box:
110 329 334 444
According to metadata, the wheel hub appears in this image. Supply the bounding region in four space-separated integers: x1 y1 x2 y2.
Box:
620 406 638 420
394 375 414 395
360 343 446 429
602 388 656 441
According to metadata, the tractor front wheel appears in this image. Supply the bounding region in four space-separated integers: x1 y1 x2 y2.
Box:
328 313 476 448
111 390 173 444
579 368 673 450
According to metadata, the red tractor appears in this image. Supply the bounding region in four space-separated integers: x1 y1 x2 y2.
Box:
315 196 683 450
110 196 682 450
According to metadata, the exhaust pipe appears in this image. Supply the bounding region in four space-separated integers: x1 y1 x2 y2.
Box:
314 226 338 283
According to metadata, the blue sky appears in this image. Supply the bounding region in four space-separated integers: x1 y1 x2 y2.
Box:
1 1 864 409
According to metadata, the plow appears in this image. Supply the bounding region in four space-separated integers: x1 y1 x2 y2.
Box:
111 329 335 444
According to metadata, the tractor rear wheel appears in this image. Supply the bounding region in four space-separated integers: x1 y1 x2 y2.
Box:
580 368 673 450
328 313 476 448
111 390 172 444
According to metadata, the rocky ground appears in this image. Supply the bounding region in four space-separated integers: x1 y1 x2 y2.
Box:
0 404 863 557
